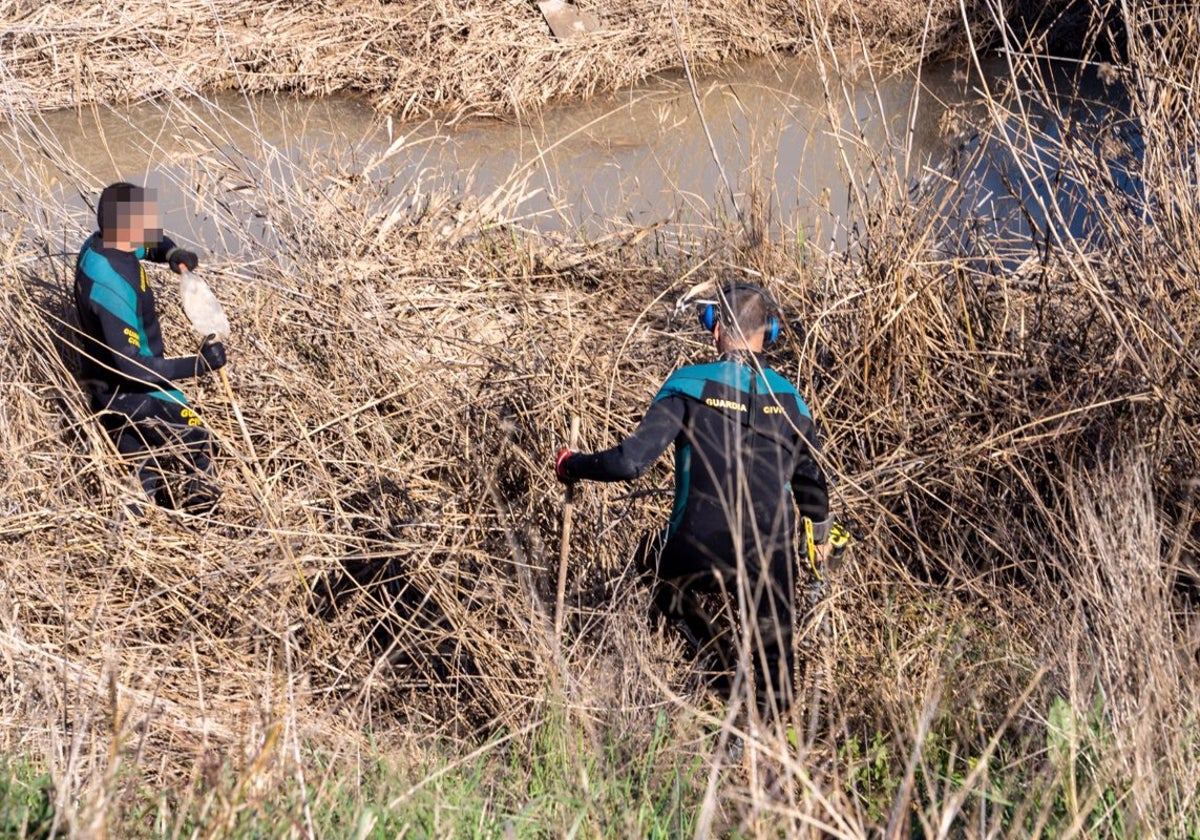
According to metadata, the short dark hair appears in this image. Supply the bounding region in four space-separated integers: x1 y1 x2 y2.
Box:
719 282 773 336
96 182 147 232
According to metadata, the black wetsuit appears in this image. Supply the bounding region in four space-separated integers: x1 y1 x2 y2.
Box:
74 232 217 511
559 352 829 716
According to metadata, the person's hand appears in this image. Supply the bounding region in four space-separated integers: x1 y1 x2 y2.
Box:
166 247 199 274
199 338 227 372
814 541 833 565
555 447 576 484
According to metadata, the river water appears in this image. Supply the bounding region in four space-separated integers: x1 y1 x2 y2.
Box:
0 53 1129 265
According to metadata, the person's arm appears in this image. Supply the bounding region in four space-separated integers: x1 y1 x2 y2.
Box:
558 395 686 482
145 235 199 273
88 298 221 387
792 421 831 541
79 246 222 387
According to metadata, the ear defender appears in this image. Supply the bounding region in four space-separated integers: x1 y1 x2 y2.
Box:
764 314 780 345
697 284 781 345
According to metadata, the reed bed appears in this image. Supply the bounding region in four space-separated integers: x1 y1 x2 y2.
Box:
0 0 1037 120
0 1 1198 837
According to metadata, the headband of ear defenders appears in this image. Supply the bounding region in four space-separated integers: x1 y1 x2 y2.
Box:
698 282 781 345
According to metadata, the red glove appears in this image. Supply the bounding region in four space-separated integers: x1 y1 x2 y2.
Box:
555 447 576 484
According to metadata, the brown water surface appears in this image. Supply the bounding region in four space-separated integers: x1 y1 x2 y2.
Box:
0 55 1008 258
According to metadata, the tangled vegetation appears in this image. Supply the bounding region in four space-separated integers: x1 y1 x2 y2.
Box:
0 0 1197 837
1 0 1099 118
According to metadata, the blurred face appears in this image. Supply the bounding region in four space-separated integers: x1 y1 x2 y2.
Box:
107 194 161 249
127 199 162 248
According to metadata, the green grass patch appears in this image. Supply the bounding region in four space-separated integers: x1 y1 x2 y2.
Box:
0 758 55 839
75 709 711 839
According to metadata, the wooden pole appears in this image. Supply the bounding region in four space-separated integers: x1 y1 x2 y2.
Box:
554 415 580 640
217 366 258 466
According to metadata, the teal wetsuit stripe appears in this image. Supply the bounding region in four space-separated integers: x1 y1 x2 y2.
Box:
80 244 153 356
655 360 753 402
668 443 691 536
148 389 189 406
80 247 136 323
761 368 810 417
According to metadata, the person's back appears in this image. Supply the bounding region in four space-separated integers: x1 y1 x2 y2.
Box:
652 357 821 583
555 281 832 720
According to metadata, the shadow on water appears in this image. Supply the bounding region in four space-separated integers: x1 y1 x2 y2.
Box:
924 54 1142 275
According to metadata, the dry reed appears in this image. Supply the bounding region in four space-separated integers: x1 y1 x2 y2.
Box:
0 0 1045 120
0 0 1197 836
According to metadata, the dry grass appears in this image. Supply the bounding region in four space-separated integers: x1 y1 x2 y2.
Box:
0 0 1039 120
0 0 1198 837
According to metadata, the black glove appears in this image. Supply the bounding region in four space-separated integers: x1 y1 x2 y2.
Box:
199 338 227 372
165 247 199 274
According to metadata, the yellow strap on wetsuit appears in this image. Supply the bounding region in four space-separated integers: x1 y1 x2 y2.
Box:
829 521 851 558
804 517 819 579
806 519 852 580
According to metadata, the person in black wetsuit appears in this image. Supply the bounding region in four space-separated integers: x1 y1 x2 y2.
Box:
74 182 227 514
555 282 831 720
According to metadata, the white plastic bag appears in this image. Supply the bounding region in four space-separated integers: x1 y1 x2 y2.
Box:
180 270 231 341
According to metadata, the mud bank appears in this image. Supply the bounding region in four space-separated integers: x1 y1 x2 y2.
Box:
3 0 1021 118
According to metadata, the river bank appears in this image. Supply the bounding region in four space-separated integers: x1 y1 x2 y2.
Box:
3 0 1070 119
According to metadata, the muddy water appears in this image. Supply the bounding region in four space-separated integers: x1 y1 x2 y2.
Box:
0 55 1124 259
0 93 381 250
391 57 975 241
0 56 973 248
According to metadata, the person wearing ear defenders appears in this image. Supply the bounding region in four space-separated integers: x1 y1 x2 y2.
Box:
555 281 831 720
74 181 225 515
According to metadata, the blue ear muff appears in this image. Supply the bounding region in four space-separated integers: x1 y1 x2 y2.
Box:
699 287 781 343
